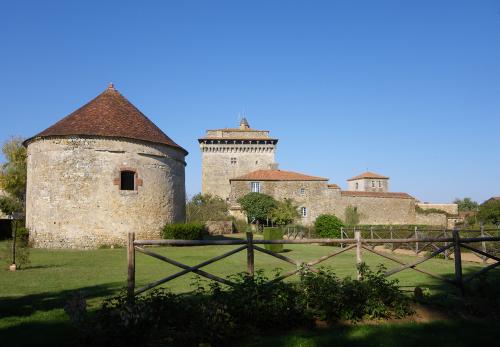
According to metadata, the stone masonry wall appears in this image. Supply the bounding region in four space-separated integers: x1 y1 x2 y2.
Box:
229 180 339 225
416 203 458 215
26 136 186 249
230 179 421 226
201 143 276 200
347 178 389 192
415 212 447 227
337 195 416 225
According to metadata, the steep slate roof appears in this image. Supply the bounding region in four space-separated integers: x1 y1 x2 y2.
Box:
347 171 389 181
341 191 413 199
230 169 328 182
24 84 187 154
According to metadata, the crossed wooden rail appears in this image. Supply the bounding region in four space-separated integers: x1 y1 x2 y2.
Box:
127 230 500 298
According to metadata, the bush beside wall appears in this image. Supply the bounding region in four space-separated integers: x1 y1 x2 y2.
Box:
163 222 205 240
314 214 344 238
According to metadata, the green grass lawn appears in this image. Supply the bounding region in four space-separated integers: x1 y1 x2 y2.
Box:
0 235 497 346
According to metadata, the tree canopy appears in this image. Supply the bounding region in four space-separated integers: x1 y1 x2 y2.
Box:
237 192 277 224
453 197 479 212
186 193 230 222
0 137 27 215
268 198 300 226
477 199 500 225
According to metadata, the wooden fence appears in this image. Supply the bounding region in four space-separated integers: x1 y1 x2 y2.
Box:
340 226 500 262
127 230 500 298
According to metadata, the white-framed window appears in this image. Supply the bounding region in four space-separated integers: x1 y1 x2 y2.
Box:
378 181 382 188
300 207 307 217
371 181 375 188
251 182 261 193
230 157 237 165
300 187 305 195
355 182 359 190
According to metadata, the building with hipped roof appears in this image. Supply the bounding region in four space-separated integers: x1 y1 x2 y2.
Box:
25 84 187 248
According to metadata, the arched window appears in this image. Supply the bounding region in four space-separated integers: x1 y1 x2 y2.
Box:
120 171 135 191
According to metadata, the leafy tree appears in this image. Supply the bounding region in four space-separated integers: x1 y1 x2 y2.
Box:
344 205 360 226
0 137 27 215
268 198 300 226
453 197 479 212
237 192 277 225
314 214 344 238
0 137 29 270
477 199 500 225
185 193 229 222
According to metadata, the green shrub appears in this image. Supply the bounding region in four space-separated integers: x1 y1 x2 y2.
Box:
74 265 413 346
77 271 311 346
232 218 249 233
300 264 413 322
344 205 360 226
163 222 205 240
314 214 344 238
263 227 284 253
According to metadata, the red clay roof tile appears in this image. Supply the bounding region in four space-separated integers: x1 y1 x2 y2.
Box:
24 84 187 154
230 169 328 181
347 171 389 181
341 191 413 199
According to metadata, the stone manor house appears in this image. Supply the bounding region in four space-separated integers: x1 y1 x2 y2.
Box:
200 119 458 227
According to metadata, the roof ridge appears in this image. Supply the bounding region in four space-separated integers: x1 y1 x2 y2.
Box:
231 168 328 181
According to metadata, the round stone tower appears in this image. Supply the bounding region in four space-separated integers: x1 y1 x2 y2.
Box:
24 84 187 249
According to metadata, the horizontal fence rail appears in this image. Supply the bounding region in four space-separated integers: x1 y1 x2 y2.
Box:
127 230 500 298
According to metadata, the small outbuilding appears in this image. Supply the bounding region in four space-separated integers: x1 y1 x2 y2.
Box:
24 84 187 248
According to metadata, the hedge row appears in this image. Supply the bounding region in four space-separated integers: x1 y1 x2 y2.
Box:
163 222 205 240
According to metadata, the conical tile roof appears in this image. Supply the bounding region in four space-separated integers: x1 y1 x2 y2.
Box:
25 84 187 154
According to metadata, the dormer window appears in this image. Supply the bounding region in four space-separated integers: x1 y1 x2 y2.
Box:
121 171 136 190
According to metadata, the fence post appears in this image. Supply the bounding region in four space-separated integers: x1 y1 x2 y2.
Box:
390 226 394 252
444 228 449 260
127 232 136 300
480 223 486 264
340 227 344 249
370 226 374 249
452 229 464 295
355 230 362 280
414 226 418 255
246 232 254 277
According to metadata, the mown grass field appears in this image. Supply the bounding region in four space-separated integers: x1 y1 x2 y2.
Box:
0 235 499 346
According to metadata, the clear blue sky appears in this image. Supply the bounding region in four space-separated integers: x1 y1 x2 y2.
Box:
1 0 499 203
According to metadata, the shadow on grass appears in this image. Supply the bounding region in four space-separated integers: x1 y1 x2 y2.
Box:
243 320 499 347
0 283 121 319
